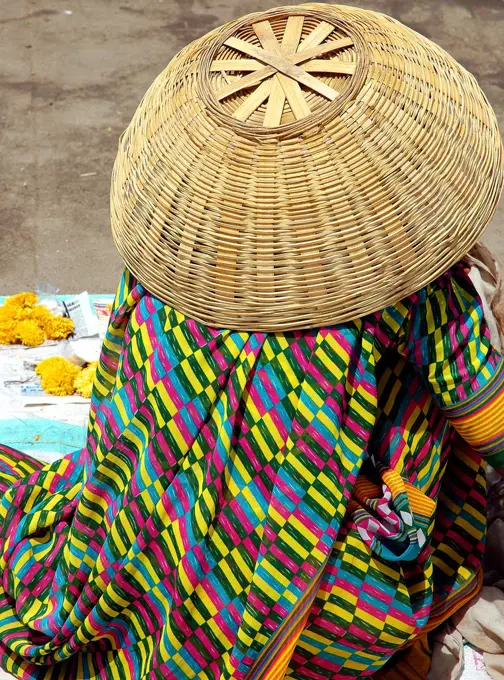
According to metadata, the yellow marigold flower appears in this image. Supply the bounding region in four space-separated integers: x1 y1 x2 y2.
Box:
17 320 46 347
74 361 98 399
4 292 38 309
36 357 81 396
29 306 54 332
0 321 18 345
0 295 74 346
47 316 74 341
0 305 16 324
13 308 34 322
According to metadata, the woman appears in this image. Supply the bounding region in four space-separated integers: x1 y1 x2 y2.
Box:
1 261 503 680
1 4 503 679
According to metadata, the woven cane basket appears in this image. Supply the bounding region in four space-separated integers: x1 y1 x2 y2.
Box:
111 3 503 331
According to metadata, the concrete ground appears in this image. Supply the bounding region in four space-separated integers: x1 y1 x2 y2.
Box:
1 0 503 295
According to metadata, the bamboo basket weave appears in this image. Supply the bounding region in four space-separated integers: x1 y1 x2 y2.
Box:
111 3 503 331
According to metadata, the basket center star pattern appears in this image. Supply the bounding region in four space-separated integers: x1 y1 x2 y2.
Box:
210 15 356 127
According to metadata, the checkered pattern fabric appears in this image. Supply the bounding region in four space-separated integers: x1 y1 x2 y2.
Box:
0 263 502 679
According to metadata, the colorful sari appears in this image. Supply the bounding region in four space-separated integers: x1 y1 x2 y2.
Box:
1 263 503 679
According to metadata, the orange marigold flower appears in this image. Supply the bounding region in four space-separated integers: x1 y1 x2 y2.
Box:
36 357 81 396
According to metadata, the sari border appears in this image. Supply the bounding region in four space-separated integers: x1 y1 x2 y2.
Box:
244 562 326 680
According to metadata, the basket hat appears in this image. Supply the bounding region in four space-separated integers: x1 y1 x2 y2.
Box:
111 3 503 331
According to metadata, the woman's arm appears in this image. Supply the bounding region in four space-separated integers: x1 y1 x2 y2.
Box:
398 263 504 469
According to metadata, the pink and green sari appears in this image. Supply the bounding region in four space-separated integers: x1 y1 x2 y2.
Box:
0 263 502 679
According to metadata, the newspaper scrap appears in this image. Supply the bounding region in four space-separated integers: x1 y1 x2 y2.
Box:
63 292 100 338
69 337 101 365
92 298 114 336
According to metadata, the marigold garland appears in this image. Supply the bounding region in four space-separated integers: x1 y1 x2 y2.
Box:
0 292 74 346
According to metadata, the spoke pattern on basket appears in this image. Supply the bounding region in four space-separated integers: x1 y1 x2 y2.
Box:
211 17 355 126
